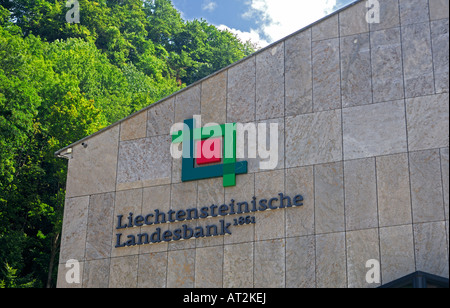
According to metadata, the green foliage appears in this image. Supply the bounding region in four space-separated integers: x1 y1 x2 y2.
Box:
0 0 255 288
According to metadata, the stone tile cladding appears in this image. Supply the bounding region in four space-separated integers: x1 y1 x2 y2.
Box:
58 0 449 288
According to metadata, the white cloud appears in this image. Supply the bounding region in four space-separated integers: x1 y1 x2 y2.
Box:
202 0 218 12
218 25 270 49
243 0 338 45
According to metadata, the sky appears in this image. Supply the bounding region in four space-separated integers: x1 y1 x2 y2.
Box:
171 0 356 48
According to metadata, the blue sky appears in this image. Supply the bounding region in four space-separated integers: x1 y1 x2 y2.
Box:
171 0 356 48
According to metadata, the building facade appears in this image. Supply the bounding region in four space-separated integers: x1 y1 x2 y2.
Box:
56 0 449 288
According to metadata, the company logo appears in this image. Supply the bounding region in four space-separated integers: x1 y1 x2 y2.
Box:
171 117 248 187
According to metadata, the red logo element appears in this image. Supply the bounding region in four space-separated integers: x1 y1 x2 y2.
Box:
196 138 222 165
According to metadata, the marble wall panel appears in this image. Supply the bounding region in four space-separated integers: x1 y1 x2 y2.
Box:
121 111 147 141
254 239 286 288
376 153 412 227
429 0 450 20
441 148 449 220
346 228 380 288
117 135 172 190
227 57 256 123
147 98 175 137
431 19 449 94
82 259 110 288
108 255 138 288
138 252 168 288
201 71 227 125
340 33 372 108
344 158 378 231
85 192 115 261
65 125 120 198
312 14 339 41
286 110 342 167
286 236 315 288
339 1 369 36
174 84 201 123
312 38 341 112
369 0 400 32
409 149 445 223
414 221 449 278
256 42 285 121
223 242 254 288
195 246 223 288
285 166 314 237
60 196 89 263
370 27 404 103
379 225 415 284
315 232 347 288
406 93 449 151
285 29 313 116
167 249 195 288
314 162 345 234
399 0 430 25
401 22 434 98
343 100 407 160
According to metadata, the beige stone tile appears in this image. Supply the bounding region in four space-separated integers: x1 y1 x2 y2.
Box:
223 242 253 288
85 192 115 261
401 22 434 98
195 246 223 288
285 166 314 237
312 38 341 112
312 14 339 41
370 27 404 103
344 158 378 231
414 221 449 278
256 42 285 121
379 224 415 284
409 149 445 223
138 252 167 288
340 33 372 108
109 255 139 288
369 0 400 32
167 249 195 288
441 148 449 220
376 153 412 227
431 19 449 94
227 57 256 123
120 111 147 141
116 136 172 191
285 29 312 117
406 93 449 152
429 0 450 20
112 188 143 257
57 261 84 288
316 232 347 288
286 110 342 168
174 84 201 123
314 162 345 234
399 0 430 25
147 98 174 137
224 174 255 245
254 239 285 288
82 259 110 288
59 196 89 263
286 236 315 288
255 170 285 241
201 71 227 125
343 100 407 160
339 1 369 36
346 228 380 288
66 125 120 198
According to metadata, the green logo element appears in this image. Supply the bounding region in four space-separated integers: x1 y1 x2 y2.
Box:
172 118 248 187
